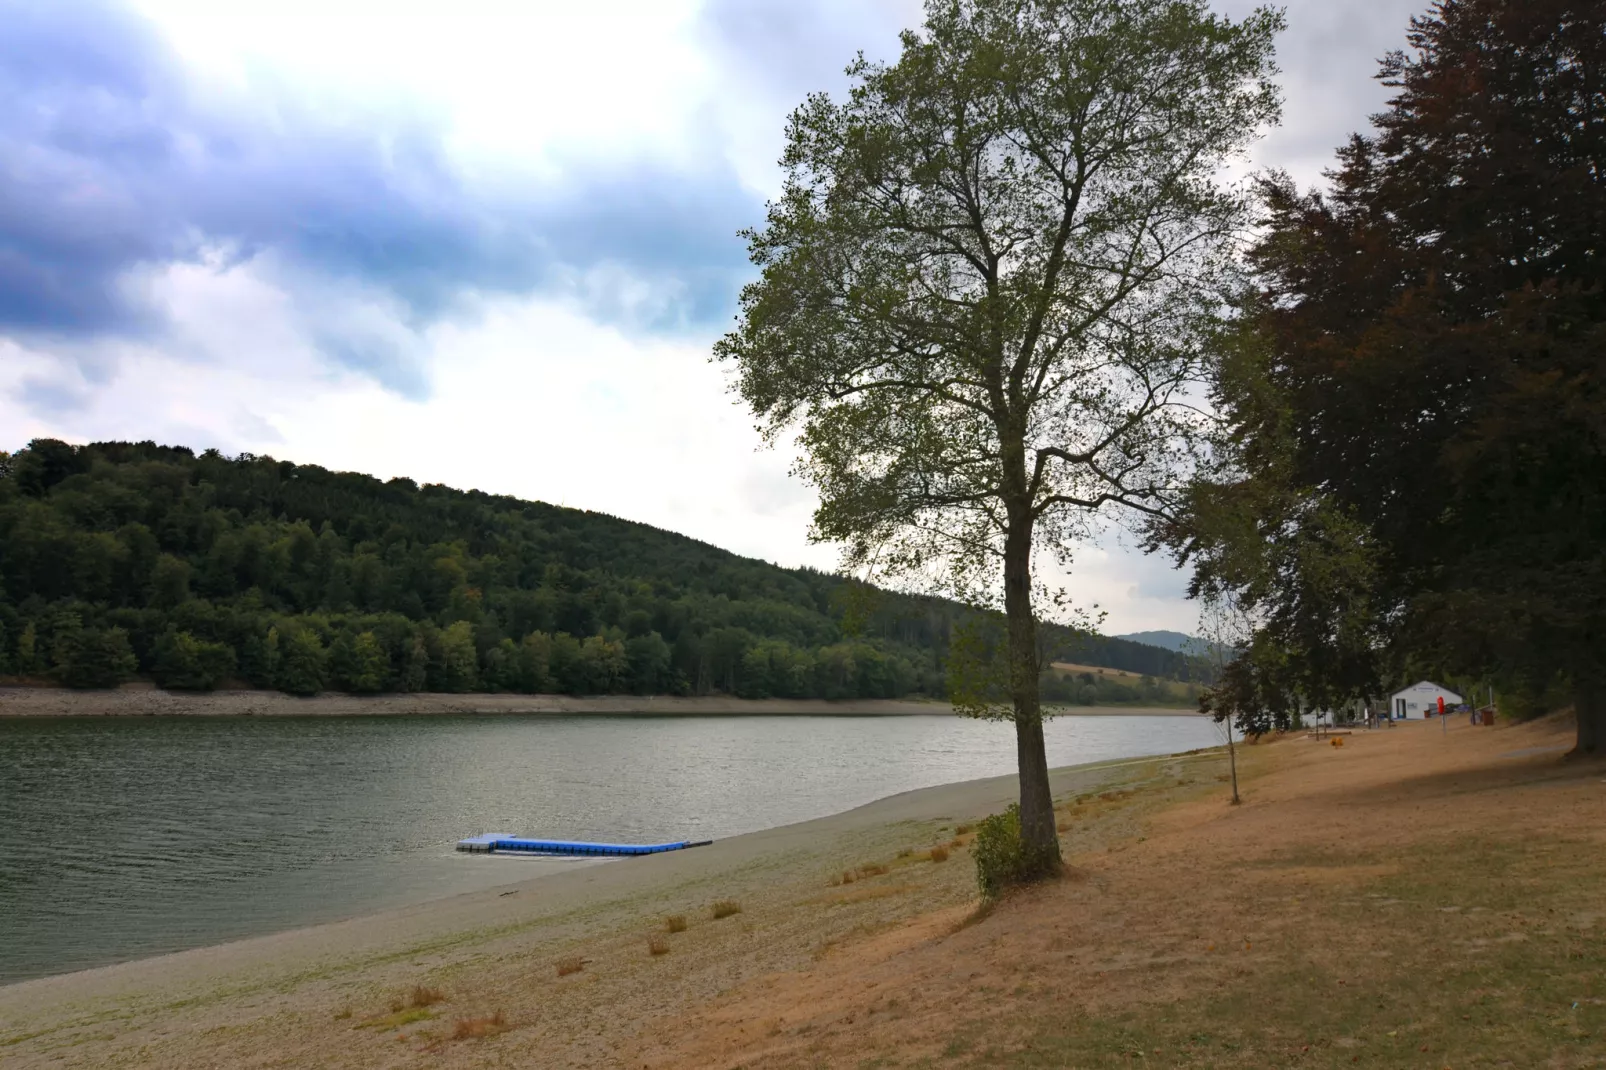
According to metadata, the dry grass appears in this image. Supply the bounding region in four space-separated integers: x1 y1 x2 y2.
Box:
954 824 972 835
896 847 914 859
555 955 586 977
356 1006 433 1031
711 899 743 920
663 914 688 934
831 862 894 886
407 985 446 1008
449 1011 508 1040
928 846 950 863
816 883 919 906
648 935 671 956
632 719 1604 1070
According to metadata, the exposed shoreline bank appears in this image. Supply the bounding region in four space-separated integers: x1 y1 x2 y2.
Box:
0 685 1196 718
0 746 1217 1068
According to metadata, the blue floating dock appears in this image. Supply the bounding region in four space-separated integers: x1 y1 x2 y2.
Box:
456 833 712 857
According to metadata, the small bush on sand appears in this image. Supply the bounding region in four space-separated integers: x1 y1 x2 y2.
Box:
409 985 446 1007
451 1012 508 1040
929 845 950 863
664 914 688 933
972 804 1058 900
955 824 973 835
555 956 586 977
711 899 742 919
648 935 670 956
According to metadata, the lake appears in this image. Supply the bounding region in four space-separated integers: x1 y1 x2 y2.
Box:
0 713 1222 984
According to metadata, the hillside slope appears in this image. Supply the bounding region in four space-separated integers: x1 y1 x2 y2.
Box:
0 440 1207 700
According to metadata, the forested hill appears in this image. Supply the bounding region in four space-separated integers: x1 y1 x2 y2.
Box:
0 440 1206 700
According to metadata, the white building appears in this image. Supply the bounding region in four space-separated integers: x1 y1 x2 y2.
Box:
1389 680 1464 720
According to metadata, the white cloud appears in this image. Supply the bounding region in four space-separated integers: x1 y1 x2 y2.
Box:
8 0 1438 640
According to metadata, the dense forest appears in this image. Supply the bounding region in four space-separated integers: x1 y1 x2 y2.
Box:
0 440 1204 702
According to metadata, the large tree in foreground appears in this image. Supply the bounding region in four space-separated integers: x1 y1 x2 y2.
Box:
1177 0 1606 755
718 0 1282 865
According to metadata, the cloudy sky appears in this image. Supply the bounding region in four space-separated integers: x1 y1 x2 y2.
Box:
1 0 1427 634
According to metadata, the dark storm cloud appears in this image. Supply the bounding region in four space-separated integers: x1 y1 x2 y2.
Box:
0 0 759 395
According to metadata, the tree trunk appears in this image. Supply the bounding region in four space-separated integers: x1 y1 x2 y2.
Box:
1572 683 1604 759
1226 717 1240 805
1003 503 1061 873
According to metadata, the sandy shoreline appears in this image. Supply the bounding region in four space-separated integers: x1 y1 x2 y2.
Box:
0 747 1217 1067
0 684 1196 718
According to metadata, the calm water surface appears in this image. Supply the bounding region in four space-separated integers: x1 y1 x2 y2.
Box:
0 713 1220 983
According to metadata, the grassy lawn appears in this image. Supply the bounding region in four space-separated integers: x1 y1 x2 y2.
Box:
958 831 1606 1068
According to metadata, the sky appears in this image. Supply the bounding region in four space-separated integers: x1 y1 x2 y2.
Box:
0 0 1428 635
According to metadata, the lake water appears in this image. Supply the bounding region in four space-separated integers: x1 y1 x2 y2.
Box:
0 713 1221 984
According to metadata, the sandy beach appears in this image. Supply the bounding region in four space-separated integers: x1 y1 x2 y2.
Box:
0 684 1195 718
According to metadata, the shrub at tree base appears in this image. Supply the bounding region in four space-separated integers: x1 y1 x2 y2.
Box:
973 804 1060 901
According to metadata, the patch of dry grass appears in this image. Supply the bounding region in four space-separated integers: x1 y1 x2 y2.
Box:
555 955 586 977
663 914 688 933
648 935 671 956
355 1006 434 1031
830 861 894 886
816 883 919 906
450 1012 508 1041
928 846 950 863
407 985 446 1008
711 899 743 920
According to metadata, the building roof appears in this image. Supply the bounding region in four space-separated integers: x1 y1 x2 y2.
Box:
1389 679 1465 703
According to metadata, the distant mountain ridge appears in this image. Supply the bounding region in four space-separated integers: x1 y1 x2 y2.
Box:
1116 630 1199 653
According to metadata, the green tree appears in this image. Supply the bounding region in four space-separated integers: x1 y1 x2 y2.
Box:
149 554 191 609
578 634 627 693
331 630 390 693
516 631 553 693
274 626 327 696
717 0 1281 864
15 622 40 675
399 634 429 693
240 629 279 688
55 626 138 689
624 631 672 694
436 620 479 692
153 630 237 691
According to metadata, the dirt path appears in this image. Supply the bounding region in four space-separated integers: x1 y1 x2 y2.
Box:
626 716 1606 1068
